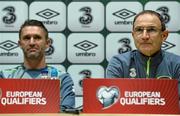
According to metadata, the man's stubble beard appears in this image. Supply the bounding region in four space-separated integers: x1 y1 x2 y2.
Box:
24 51 44 61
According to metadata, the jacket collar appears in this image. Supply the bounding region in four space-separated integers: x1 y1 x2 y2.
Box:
136 50 163 66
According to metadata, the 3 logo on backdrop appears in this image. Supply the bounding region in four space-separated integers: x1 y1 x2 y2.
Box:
156 6 170 24
2 6 16 24
68 2 104 32
78 69 92 87
45 38 54 56
118 38 132 54
79 7 93 26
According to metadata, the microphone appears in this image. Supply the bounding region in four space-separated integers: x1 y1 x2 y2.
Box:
62 108 81 114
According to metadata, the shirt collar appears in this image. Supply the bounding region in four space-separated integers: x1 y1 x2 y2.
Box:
21 64 48 71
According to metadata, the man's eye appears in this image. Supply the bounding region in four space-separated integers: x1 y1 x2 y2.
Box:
147 28 157 32
23 36 30 40
34 35 41 40
135 28 143 32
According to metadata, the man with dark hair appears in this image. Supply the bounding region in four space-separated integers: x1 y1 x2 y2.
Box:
0 19 75 111
106 10 180 94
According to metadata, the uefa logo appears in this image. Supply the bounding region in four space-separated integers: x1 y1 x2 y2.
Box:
97 86 120 109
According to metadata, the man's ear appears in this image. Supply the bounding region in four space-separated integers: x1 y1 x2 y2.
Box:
18 39 22 49
132 31 135 39
161 30 169 42
46 38 51 49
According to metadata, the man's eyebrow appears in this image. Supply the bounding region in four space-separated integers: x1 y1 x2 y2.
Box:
135 26 158 28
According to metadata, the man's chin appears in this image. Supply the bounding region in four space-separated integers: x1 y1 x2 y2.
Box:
27 54 39 59
140 49 152 56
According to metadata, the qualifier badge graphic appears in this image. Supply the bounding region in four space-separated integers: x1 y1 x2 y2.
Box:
96 86 166 109
97 86 119 108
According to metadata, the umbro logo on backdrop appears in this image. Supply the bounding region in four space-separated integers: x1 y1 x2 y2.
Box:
0 40 18 51
36 8 59 19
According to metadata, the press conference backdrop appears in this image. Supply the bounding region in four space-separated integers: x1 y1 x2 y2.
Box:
0 0 180 109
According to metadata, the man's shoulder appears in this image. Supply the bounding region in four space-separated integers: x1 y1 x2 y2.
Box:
112 51 132 59
0 66 22 77
47 65 63 74
1 66 21 73
46 65 70 77
109 51 133 66
163 51 180 62
47 66 73 84
111 51 134 63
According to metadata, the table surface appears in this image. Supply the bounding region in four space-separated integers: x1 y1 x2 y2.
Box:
0 113 178 116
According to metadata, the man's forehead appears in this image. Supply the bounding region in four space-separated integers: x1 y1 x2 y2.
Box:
22 26 43 30
134 14 161 27
21 26 45 34
135 13 160 22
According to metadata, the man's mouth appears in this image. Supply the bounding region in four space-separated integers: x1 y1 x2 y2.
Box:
141 43 152 46
28 48 37 52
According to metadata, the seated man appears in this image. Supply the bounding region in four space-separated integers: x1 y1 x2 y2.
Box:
0 19 75 111
106 10 180 96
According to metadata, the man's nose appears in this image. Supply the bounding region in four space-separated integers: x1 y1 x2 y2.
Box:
141 30 150 39
29 37 35 44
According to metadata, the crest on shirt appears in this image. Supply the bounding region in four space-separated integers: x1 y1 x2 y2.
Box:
129 68 136 78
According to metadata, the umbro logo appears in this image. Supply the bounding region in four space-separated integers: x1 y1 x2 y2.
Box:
36 9 60 19
113 9 136 20
74 40 98 52
0 40 18 51
162 41 175 50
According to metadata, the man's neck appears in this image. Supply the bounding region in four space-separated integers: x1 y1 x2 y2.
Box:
140 50 161 58
23 58 46 69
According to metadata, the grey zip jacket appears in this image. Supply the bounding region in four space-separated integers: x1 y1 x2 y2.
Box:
106 50 180 96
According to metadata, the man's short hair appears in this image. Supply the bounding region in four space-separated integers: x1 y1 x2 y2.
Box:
19 19 48 39
132 10 166 31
